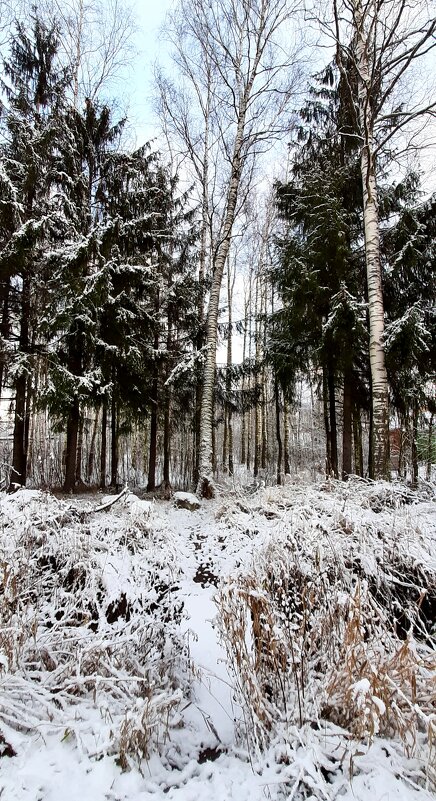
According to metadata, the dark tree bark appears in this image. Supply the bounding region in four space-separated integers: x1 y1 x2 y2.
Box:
100 401 107 489
275 377 283 485
411 399 419 488
63 397 80 492
283 398 291 475
147 375 158 492
0 277 10 397
87 407 99 483
342 370 352 479
352 400 364 477
110 389 118 488
9 276 31 490
328 364 338 478
75 414 84 483
323 365 332 476
163 392 171 494
426 413 434 482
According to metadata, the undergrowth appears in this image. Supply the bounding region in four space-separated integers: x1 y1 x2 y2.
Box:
0 489 189 766
216 478 436 790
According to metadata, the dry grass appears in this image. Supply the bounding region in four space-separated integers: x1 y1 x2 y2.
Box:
0 490 189 766
216 478 436 783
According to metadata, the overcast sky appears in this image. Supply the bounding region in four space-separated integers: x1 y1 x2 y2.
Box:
123 0 174 147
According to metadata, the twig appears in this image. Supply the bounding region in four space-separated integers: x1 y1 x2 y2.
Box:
87 485 130 515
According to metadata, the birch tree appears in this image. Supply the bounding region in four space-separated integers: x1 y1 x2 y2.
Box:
160 0 302 497
327 0 436 478
39 0 136 105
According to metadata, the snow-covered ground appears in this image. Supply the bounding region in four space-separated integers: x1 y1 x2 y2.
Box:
0 478 435 800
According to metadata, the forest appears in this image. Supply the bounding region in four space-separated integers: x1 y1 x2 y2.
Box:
0 0 434 496
0 1 435 800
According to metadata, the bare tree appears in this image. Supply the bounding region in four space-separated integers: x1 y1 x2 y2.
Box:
325 0 436 478
39 0 136 105
159 0 303 497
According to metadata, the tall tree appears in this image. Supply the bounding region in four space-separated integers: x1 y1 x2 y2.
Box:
330 0 436 478
160 0 303 497
0 16 69 489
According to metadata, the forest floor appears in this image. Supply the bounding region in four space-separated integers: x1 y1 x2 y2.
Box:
0 476 435 800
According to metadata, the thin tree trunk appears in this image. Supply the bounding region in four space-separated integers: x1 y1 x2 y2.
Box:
328 365 338 478
163 392 171 494
240 282 249 466
275 376 283 485
224 257 236 475
197 88 254 497
342 371 352 480
63 398 80 492
254 272 262 478
100 400 107 489
354 0 390 479
0 277 10 397
110 389 118 488
283 397 291 475
323 365 332 476
426 412 434 482
75 414 84 483
411 399 419 488
9 276 31 490
261 284 268 471
163 337 173 495
87 407 99 484
353 401 364 477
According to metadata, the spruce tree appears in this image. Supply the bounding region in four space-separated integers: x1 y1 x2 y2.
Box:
0 16 69 489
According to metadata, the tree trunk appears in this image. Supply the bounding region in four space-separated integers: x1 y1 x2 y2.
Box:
87 407 99 483
240 282 249 466
411 399 419 488
275 376 283 485
426 413 434 482
197 92 252 497
283 397 291 475
100 401 107 489
147 377 158 492
9 276 31 490
110 390 118 488
163 391 171 494
63 398 80 492
353 401 364 477
224 258 235 475
323 365 332 476
354 0 390 479
261 286 268 471
0 277 10 397
75 414 84 483
328 365 338 478
342 371 352 480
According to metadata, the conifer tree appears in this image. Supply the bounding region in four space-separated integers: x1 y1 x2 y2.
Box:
0 16 69 489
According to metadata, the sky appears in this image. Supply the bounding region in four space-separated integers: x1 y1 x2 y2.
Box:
119 0 436 191
123 0 174 147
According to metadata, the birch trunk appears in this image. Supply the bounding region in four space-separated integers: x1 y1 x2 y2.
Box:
197 116 246 497
354 0 390 478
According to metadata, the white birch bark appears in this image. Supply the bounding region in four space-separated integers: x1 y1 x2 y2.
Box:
198 128 245 495
353 0 390 478
194 0 302 496
331 0 436 478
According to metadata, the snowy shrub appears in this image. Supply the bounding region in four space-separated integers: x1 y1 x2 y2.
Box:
216 478 436 777
0 489 189 765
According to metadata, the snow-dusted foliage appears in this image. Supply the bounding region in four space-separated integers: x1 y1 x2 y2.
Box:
0 489 188 765
0 479 435 800
216 478 435 782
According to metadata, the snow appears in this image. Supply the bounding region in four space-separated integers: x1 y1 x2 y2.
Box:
0 478 435 800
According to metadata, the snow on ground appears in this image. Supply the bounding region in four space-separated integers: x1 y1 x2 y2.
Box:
0 478 435 800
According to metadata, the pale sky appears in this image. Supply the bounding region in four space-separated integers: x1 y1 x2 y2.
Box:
123 0 174 147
